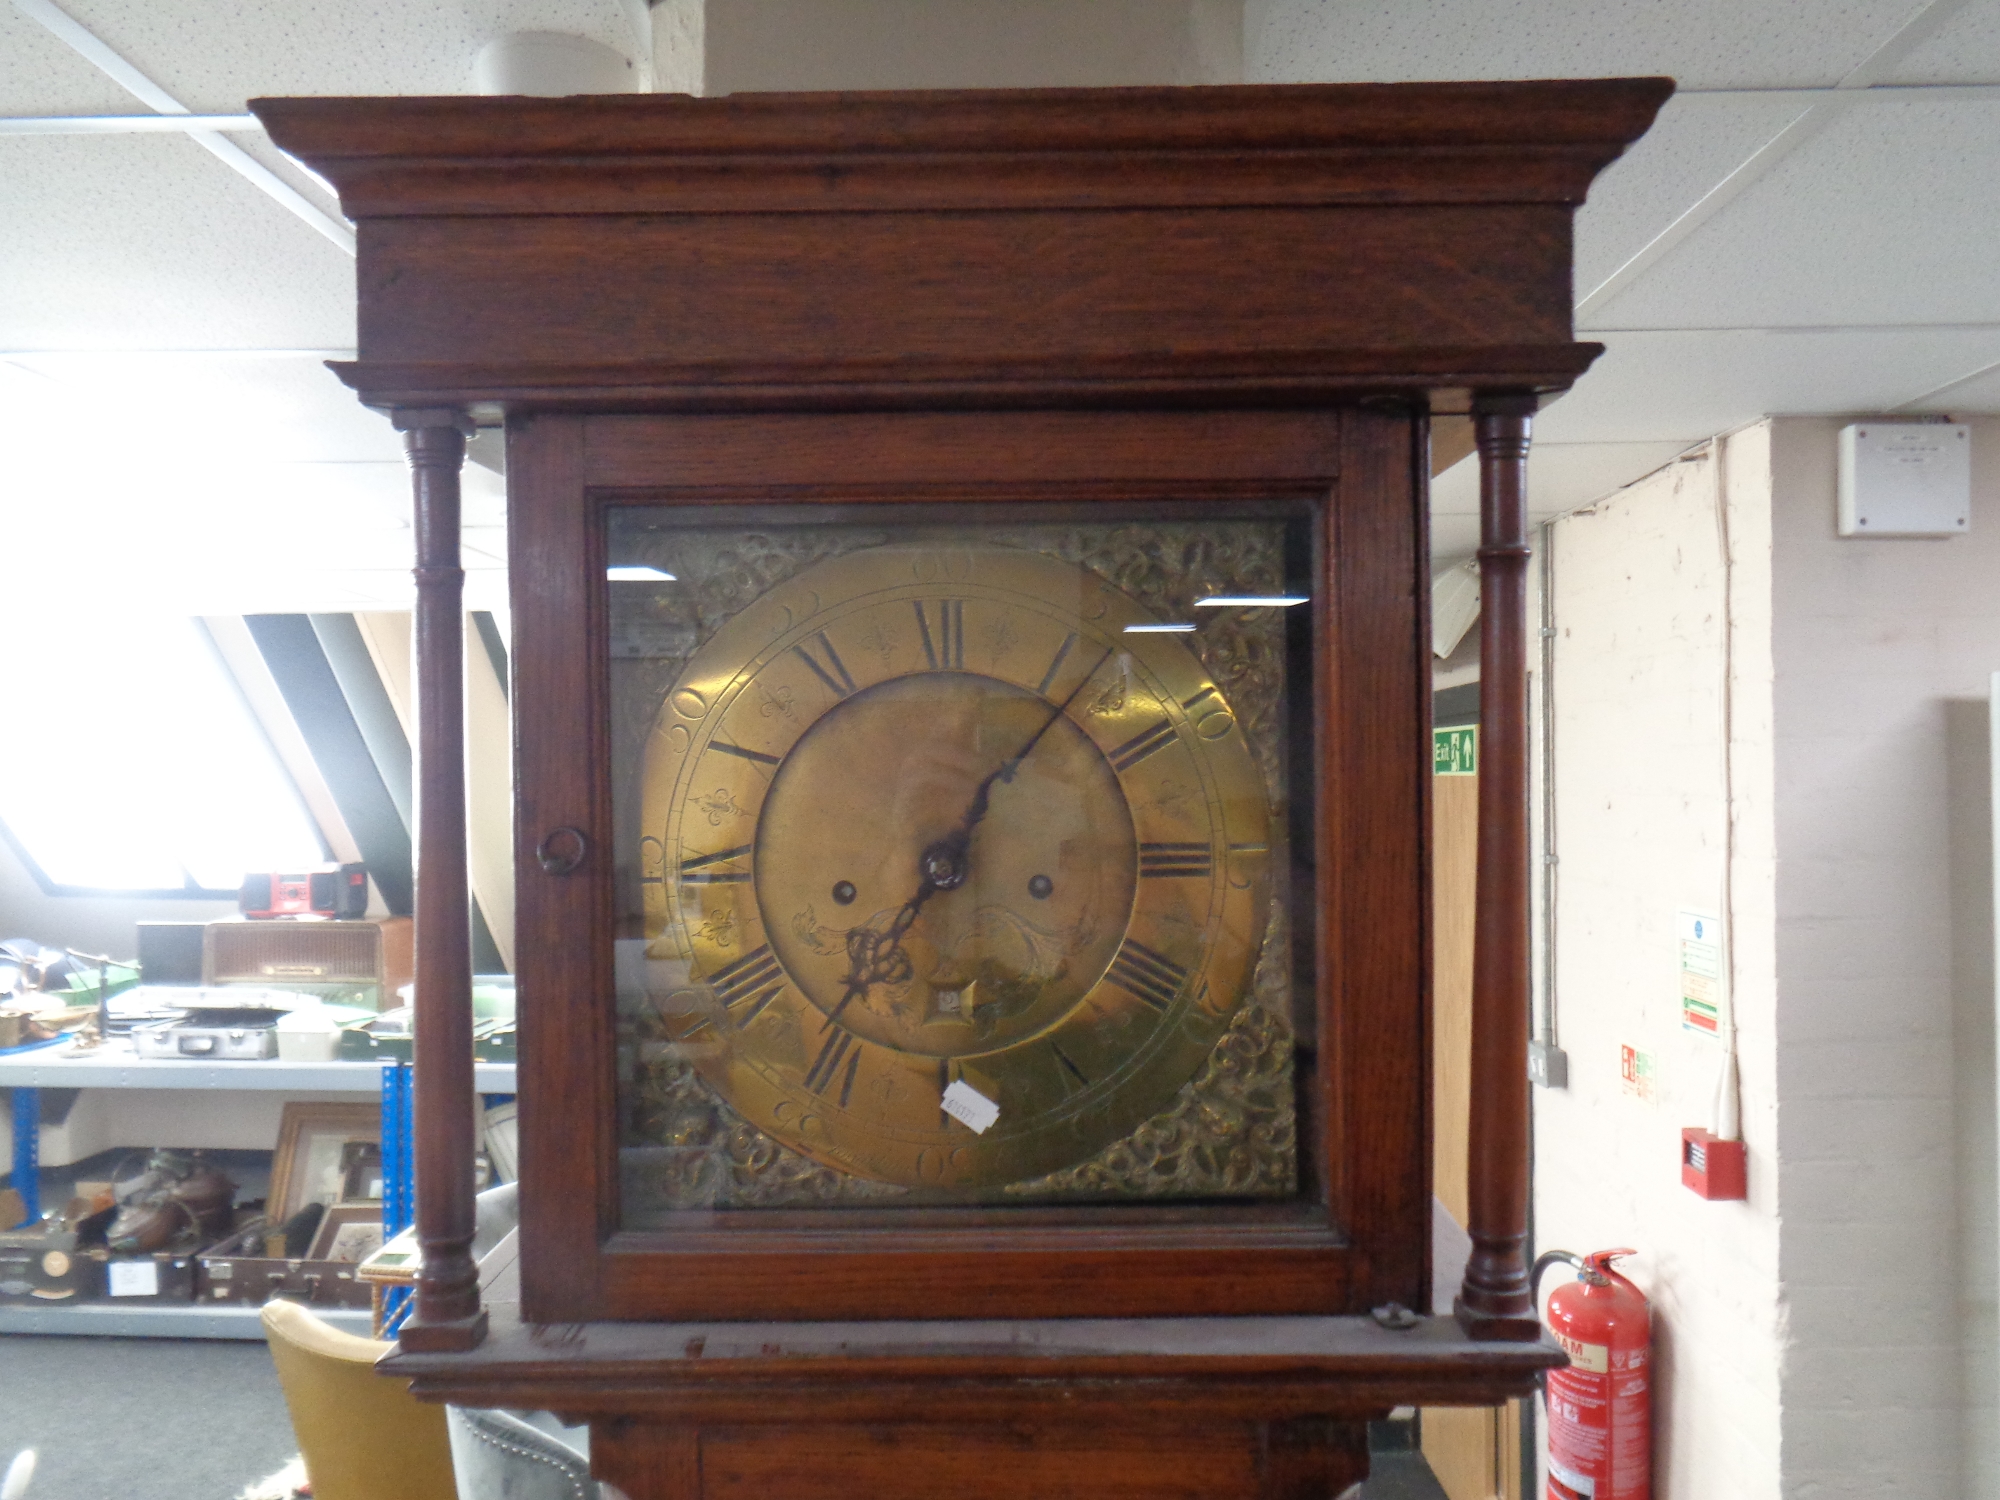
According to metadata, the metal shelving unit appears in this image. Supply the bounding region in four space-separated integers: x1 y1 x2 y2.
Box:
0 1300 373 1340
0 1046 518 1093
1 1042 515 1338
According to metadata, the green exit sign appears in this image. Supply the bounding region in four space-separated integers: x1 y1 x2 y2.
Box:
1433 724 1478 776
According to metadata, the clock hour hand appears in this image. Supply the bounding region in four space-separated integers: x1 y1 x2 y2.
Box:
821 649 1112 1032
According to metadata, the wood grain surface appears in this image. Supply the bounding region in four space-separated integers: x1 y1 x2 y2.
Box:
259 77 1670 1492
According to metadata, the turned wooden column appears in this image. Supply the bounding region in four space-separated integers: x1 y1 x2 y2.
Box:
1456 391 1542 1341
394 406 487 1352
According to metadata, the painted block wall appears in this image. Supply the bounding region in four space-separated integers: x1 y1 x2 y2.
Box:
1765 415 2000 1499
1537 416 2000 1498
1532 433 1783 1500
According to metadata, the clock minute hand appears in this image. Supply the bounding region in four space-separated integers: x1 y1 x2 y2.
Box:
949 646 1115 844
821 649 1113 1033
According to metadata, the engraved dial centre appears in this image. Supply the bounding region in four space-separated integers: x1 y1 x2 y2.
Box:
757 672 1138 1058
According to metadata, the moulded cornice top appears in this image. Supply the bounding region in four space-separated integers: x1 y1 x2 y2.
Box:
252 79 1674 219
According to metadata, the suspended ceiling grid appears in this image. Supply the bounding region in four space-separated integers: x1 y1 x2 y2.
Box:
3 0 1998 607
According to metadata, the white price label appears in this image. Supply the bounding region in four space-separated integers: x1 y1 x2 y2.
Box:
108 1259 160 1298
941 1079 1000 1135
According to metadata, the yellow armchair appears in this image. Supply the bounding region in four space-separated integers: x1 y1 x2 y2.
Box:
262 1297 456 1500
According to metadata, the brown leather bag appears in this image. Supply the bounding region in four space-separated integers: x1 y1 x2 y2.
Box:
105 1153 236 1255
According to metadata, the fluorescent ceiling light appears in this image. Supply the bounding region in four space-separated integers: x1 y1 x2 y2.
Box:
607 565 676 582
1194 595 1310 608
1123 623 1196 633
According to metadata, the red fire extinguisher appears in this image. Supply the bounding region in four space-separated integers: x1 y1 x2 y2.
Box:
1536 1247 1651 1500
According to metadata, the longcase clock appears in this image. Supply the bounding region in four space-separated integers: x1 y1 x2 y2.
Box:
258 78 1670 1500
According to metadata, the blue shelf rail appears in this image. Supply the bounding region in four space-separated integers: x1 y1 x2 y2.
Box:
2 1035 66 1227
380 1059 415 1334
9 1083 37 1227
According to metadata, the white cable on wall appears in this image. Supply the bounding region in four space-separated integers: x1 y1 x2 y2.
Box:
1713 437 1743 1142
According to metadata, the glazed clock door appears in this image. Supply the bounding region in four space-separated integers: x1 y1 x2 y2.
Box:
511 408 1431 1325
631 541 1279 1199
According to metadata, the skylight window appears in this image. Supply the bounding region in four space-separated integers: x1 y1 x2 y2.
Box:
0 614 326 895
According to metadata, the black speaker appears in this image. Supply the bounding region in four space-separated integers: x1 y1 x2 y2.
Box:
137 922 207 986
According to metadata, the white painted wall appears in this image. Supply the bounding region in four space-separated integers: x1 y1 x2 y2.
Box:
1532 436 1783 1500
1537 415 2000 1499
1765 415 2000 1499
679 0 1242 94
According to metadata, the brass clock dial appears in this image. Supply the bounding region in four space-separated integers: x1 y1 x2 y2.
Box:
641 546 1270 1191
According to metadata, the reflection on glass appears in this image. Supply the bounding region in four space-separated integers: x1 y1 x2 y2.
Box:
607 507 1317 1222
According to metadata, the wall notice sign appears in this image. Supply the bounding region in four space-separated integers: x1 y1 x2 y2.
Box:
1677 909 1724 1037
1433 725 1478 776
1619 1045 1656 1104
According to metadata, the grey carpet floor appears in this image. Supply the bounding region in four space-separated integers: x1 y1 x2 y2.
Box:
0 1334 295 1500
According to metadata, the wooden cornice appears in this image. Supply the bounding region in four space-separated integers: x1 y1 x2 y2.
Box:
258 80 1672 218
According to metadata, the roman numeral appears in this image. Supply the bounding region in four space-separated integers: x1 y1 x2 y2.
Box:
804 1027 861 1106
792 631 856 698
1139 842 1212 878
1108 718 1176 772
1035 632 1078 697
1107 939 1188 1012
708 945 784 1025
1182 685 1222 712
711 739 781 766
914 599 965 670
679 843 753 883
1050 1042 1090 1095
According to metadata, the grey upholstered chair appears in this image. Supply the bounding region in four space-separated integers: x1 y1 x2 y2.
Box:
445 1406 602 1500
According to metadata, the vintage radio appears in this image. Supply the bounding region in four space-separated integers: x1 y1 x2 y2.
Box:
204 917 412 1007
0 1226 101 1305
239 865 369 920
197 1223 374 1311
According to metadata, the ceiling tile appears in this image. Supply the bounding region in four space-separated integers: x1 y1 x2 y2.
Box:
0 134 355 349
1575 92 1819 301
1881 0 2000 84
1245 0 1920 89
58 0 641 112
0 5 134 113
1541 328 2000 446
1902 358 2000 412
1587 94 2000 329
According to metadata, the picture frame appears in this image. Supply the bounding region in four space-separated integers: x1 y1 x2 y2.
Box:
306 1202 385 1264
269 1101 381 1222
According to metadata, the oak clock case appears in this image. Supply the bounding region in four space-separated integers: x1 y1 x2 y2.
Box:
607 504 1319 1226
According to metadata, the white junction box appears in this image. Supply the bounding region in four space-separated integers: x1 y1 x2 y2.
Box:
1838 421 1971 537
